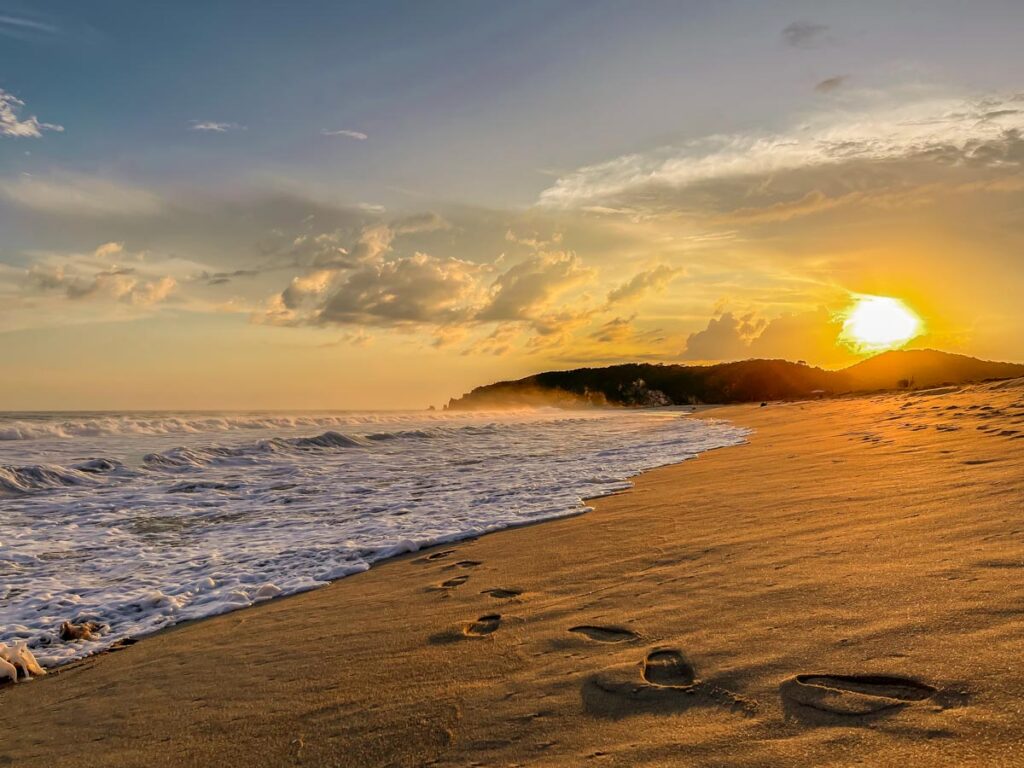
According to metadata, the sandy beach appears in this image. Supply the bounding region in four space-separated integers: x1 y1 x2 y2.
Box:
4 379 1024 767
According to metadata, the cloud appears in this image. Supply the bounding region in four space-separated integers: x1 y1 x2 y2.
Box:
260 216 486 327
590 315 635 344
26 243 177 306
606 264 680 305
321 129 368 140
64 271 177 305
11 241 213 321
275 231 356 270
681 308 856 365
93 241 125 260
781 21 829 48
682 312 763 360
0 14 61 41
477 251 591 324
189 120 245 132
279 268 339 309
0 89 63 138
749 309 847 362
814 75 848 94
198 269 259 286
538 92 1024 212
314 253 482 326
260 214 597 338
393 212 450 235
0 172 163 216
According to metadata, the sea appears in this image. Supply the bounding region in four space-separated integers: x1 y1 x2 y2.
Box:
0 408 748 667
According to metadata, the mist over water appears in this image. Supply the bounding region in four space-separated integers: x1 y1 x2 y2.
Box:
0 409 748 667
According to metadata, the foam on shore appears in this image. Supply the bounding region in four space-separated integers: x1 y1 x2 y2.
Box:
0 408 748 668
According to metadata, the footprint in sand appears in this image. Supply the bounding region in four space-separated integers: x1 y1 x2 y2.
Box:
427 549 455 560
413 549 456 564
439 575 469 589
463 614 502 637
482 588 523 599
780 673 940 721
451 560 482 569
642 649 696 686
582 648 756 718
568 625 639 644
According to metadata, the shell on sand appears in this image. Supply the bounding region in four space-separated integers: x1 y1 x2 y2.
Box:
0 642 46 680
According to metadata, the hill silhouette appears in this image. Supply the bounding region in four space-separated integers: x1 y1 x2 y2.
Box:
446 349 1024 409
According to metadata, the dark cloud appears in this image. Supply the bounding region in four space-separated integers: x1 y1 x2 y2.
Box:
781 21 829 48
814 75 848 94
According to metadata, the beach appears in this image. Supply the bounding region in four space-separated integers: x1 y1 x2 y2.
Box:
4 379 1024 767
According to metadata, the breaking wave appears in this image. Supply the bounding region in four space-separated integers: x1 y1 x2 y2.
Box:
0 408 749 669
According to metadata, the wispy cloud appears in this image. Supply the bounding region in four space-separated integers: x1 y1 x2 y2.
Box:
538 92 1024 211
0 13 60 41
0 172 163 216
321 129 368 140
189 120 246 133
606 264 680 306
0 89 63 138
781 21 829 49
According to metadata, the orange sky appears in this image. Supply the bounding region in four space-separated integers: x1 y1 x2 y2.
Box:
2 5 1023 409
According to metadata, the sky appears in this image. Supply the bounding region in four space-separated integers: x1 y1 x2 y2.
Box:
2 0 1023 409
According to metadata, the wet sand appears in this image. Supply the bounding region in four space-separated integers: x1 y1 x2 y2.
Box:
3 379 1024 767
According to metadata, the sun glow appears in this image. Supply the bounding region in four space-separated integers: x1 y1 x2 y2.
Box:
839 295 923 353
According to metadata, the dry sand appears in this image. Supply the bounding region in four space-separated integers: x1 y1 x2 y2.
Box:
3 379 1024 767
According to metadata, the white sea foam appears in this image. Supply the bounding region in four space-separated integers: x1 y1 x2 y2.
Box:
0 408 748 668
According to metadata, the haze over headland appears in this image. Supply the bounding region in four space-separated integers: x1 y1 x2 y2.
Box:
3 1 1024 410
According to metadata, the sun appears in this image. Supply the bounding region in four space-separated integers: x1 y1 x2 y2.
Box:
839 295 923 353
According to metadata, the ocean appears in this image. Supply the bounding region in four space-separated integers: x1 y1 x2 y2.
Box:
0 408 748 667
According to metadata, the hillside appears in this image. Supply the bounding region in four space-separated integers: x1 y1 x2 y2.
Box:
446 350 1024 409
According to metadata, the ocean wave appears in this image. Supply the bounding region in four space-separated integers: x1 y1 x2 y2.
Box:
0 463 98 495
0 409 749 669
0 410 559 442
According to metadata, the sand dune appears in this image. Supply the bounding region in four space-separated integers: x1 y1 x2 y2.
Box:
3 379 1024 766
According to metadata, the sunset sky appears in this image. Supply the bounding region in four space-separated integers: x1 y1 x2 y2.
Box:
2 0 1023 409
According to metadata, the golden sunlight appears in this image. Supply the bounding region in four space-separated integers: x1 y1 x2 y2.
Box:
839 294 923 353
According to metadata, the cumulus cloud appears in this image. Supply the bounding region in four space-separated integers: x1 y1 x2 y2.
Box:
260 212 600 345
65 271 176 305
0 172 163 216
477 251 591 323
537 92 1024 212
315 253 482 325
21 241 181 307
781 21 829 48
321 129 368 140
189 120 245 132
260 216 488 327
606 264 680 305
681 308 855 365
682 312 763 360
0 89 63 138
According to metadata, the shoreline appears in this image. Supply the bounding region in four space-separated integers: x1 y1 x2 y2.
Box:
3 381 1024 766
4 404 746 673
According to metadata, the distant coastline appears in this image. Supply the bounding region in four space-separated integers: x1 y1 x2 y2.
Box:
446 349 1024 409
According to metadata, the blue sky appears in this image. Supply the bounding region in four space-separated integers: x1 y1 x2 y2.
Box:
2 1 1024 408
